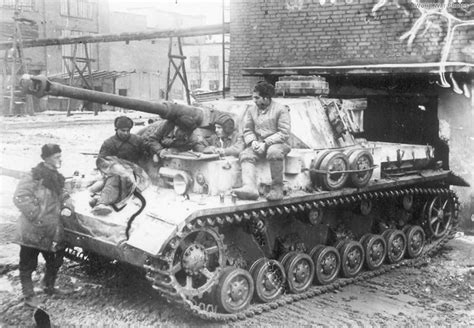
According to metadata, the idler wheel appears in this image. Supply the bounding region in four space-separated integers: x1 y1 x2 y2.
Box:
360 234 386 270
310 245 341 285
403 225 425 258
249 258 286 303
216 267 254 313
282 252 315 293
383 229 407 264
424 196 454 238
338 240 364 278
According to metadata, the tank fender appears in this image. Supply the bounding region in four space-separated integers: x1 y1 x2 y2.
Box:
446 171 470 187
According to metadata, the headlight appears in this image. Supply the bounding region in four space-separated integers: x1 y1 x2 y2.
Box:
173 172 193 195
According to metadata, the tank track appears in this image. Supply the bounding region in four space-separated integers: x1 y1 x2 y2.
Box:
144 186 459 322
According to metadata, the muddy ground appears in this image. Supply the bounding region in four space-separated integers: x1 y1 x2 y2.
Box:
0 112 473 327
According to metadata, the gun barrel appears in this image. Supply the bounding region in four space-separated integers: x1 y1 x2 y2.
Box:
20 75 204 130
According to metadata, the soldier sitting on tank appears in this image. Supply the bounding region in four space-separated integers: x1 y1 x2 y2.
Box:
90 116 148 215
89 156 150 216
195 113 244 157
98 115 146 164
233 81 291 201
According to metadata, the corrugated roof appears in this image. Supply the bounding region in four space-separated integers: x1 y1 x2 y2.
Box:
48 70 134 81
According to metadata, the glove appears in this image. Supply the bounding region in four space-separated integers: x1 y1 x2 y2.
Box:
60 207 72 217
153 153 160 163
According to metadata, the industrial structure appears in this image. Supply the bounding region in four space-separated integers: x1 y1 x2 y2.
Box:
0 0 230 114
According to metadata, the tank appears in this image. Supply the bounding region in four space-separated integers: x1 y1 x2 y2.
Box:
21 74 467 321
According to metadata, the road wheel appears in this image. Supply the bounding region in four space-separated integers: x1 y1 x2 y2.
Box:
361 234 386 270
310 245 340 285
339 240 364 278
250 258 286 303
283 252 315 293
383 229 406 263
215 267 254 313
404 225 425 258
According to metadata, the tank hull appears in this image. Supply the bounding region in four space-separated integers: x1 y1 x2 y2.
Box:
63 169 452 265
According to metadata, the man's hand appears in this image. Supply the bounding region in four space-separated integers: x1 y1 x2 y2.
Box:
216 148 226 156
254 141 266 155
152 153 160 163
203 146 217 154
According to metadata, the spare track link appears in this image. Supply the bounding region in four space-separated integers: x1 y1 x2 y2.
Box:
145 187 459 322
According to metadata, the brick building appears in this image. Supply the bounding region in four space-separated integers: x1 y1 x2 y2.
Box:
228 0 473 224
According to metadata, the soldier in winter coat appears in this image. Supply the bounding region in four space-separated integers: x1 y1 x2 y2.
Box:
233 81 291 201
13 144 74 307
98 115 146 164
91 116 148 215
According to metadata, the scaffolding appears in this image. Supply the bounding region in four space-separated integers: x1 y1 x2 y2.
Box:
1 23 230 114
2 5 32 115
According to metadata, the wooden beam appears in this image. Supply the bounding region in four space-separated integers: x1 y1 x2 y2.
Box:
0 23 230 50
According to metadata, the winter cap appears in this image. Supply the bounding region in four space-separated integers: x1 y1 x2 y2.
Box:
41 143 61 160
214 113 235 135
114 116 134 129
254 81 275 98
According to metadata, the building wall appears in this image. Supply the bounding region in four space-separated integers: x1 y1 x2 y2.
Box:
229 0 473 94
107 9 207 101
115 72 162 101
0 0 105 74
184 40 229 92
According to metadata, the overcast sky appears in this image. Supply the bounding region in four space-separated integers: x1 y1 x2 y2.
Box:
108 0 229 24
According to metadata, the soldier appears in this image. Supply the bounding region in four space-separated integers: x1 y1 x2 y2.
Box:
13 144 74 307
91 116 148 215
198 113 244 157
98 115 146 164
141 120 202 162
233 81 291 201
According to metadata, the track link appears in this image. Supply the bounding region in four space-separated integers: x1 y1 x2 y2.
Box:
147 187 460 321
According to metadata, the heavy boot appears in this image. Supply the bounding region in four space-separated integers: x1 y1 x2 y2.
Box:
41 269 73 296
266 160 284 201
20 271 40 307
233 161 259 200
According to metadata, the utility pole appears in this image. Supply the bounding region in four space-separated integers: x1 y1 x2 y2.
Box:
222 0 226 99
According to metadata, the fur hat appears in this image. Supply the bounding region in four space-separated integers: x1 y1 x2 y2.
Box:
41 144 61 160
114 116 134 129
214 113 235 135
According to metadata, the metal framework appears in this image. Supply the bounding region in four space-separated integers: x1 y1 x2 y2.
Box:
63 43 95 115
3 10 31 115
2 23 230 114
166 36 191 105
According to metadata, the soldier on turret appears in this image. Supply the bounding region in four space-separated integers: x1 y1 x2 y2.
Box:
197 113 244 157
233 81 291 201
140 120 203 163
